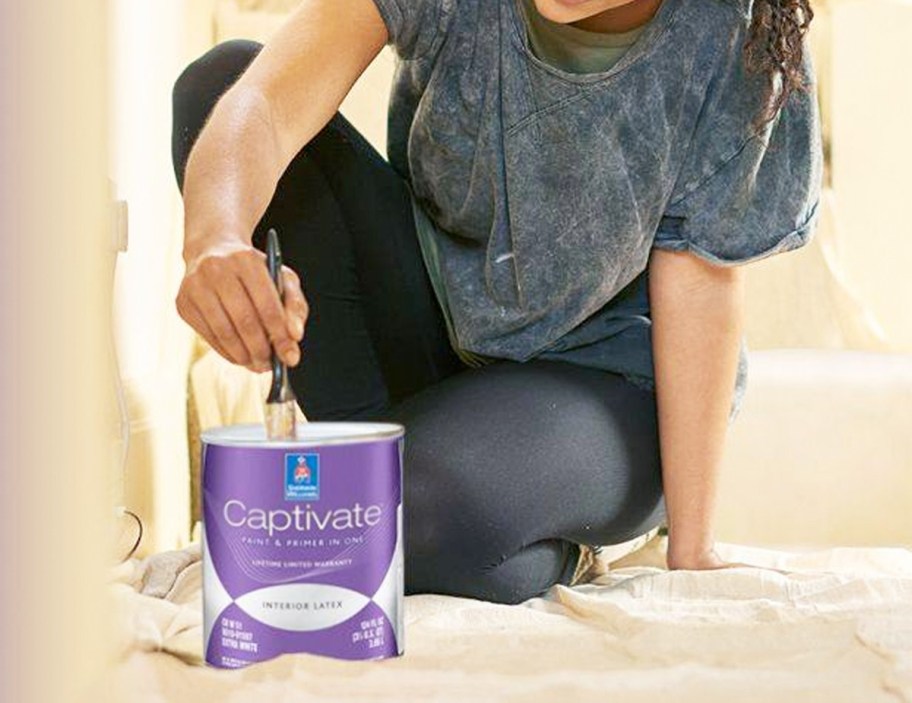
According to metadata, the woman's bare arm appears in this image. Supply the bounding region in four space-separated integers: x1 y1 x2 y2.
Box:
176 0 388 372
647 248 746 570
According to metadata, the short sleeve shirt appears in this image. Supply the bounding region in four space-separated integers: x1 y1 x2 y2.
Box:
370 0 824 423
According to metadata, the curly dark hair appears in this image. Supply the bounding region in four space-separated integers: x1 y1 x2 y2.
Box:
744 0 815 127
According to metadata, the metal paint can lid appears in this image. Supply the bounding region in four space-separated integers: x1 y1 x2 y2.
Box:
200 421 404 448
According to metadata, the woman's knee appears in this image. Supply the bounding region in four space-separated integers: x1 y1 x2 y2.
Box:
173 39 263 103
395 360 664 598
467 538 579 604
405 530 578 605
171 39 264 189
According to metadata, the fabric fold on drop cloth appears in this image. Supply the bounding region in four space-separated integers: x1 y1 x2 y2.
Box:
108 542 205 666
103 534 912 703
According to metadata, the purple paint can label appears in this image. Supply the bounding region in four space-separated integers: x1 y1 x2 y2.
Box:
200 422 405 669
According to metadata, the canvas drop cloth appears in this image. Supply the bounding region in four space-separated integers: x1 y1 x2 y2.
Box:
98 533 912 703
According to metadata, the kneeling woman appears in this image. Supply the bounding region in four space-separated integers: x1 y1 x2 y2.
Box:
171 0 821 603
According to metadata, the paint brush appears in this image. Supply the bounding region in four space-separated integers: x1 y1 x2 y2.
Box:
264 228 299 440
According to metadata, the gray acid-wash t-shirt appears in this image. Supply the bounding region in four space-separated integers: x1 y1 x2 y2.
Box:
370 0 824 422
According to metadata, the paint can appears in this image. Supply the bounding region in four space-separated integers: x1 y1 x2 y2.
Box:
200 422 405 668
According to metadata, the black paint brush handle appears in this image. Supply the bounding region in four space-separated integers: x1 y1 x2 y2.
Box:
266 229 286 403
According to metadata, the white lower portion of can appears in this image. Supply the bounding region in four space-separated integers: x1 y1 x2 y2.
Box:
202 502 405 660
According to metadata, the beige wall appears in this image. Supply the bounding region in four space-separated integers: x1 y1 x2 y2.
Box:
830 0 912 351
110 0 218 553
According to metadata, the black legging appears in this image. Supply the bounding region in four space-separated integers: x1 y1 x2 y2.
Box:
172 39 668 605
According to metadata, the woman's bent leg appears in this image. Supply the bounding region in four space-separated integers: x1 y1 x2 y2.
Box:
388 359 668 604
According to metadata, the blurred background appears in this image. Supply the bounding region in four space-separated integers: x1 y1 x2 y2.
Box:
108 0 912 557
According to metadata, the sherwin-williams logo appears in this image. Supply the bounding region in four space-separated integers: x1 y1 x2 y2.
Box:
284 453 320 501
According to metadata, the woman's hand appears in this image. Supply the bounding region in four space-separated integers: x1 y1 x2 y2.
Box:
667 543 752 571
176 237 308 374
667 540 792 574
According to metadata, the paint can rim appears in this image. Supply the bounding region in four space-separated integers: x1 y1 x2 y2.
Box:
200 421 405 448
